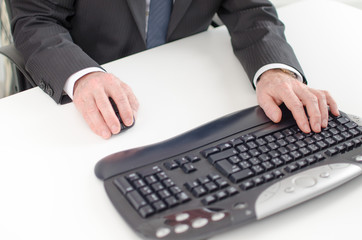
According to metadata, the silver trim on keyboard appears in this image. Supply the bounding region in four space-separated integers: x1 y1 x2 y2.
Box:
255 163 362 219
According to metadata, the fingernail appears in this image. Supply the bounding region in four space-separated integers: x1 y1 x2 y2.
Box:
270 112 279 122
111 125 119 134
322 119 328 127
102 130 111 139
303 123 311 133
314 123 321 132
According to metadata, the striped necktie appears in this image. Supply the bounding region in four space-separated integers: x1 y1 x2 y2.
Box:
146 0 173 49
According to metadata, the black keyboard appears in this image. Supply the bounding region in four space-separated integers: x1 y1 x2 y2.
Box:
95 105 362 240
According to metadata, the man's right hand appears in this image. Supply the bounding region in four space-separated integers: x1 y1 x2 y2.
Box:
73 72 139 139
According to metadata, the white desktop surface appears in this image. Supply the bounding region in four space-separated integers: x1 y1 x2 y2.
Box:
1 0 361 239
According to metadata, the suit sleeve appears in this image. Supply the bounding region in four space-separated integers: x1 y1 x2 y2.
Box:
218 0 306 87
11 0 101 103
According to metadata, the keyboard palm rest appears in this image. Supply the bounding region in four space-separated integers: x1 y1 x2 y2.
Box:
95 105 362 240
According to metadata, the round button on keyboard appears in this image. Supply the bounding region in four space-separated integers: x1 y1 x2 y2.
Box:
156 227 171 238
293 176 317 188
175 213 190 222
192 218 208 229
211 212 226 222
174 224 189 234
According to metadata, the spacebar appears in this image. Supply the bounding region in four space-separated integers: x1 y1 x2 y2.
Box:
255 163 362 219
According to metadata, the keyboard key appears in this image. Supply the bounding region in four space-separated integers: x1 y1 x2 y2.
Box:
153 200 167 212
184 180 200 191
202 195 217 205
201 147 220 158
164 196 179 208
325 148 338 156
215 159 241 176
307 144 319 153
208 148 239 164
239 160 251 169
139 205 155 218
253 176 264 186
215 190 228 200
265 135 276 143
240 134 256 142
305 156 317 165
188 155 201 163
208 173 221 181
271 157 283 167
191 186 208 197
114 177 134 194
181 163 197 173
127 190 147 210
236 144 248 153
284 163 299 173
204 182 219 193
268 142 279 150
273 132 284 140
296 160 308 168
176 192 191 203
229 169 254 183
251 165 265 174
151 182 164 192
263 172 275 182
139 186 153 196
164 161 179 170
246 141 258 149
240 181 254 190
261 161 274 171
336 117 350 124
158 189 171 199
174 157 189 166
215 178 229 189
163 178 175 188
169 186 182 195
345 122 358 129
256 138 267 146
272 169 284 178
226 186 239 196
217 142 233 151
146 193 159 203
157 172 168 180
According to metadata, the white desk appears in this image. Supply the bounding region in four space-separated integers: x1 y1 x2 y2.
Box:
1 0 361 239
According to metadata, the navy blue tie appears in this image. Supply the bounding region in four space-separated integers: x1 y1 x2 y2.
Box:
146 0 173 49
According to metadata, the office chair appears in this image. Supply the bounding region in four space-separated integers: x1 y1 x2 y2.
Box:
0 0 36 94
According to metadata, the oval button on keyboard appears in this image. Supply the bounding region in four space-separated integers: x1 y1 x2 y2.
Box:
293 176 317 188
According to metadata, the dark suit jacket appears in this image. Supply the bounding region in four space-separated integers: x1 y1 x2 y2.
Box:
11 0 304 104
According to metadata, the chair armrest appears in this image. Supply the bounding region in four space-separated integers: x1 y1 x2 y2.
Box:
0 43 36 87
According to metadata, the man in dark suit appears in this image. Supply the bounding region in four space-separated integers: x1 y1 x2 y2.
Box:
11 0 339 139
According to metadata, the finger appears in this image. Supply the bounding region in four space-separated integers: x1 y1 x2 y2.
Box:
94 93 121 135
257 92 282 123
310 89 329 128
279 86 311 133
122 82 140 119
325 90 340 117
108 86 134 127
82 97 112 139
294 86 322 132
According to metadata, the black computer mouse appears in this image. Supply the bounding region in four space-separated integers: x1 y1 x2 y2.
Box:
109 97 135 132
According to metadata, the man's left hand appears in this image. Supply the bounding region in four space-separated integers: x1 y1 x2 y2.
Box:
256 69 339 133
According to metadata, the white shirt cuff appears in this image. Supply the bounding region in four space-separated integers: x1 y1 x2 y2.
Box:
253 63 303 88
63 67 105 99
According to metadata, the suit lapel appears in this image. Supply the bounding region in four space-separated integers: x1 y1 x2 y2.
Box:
126 0 146 42
167 0 193 39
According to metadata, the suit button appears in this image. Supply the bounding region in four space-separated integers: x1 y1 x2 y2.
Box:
45 85 54 96
39 81 46 90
